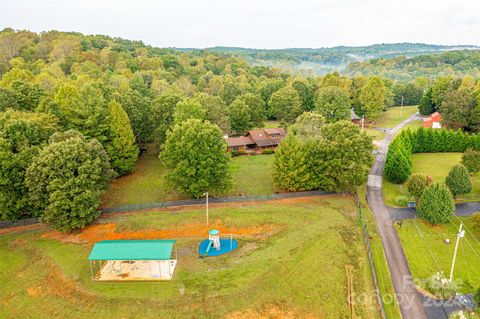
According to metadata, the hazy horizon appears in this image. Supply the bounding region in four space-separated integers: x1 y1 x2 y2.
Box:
1 0 480 49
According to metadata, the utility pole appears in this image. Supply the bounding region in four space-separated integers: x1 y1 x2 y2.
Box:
361 115 365 132
449 222 465 282
204 192 209 226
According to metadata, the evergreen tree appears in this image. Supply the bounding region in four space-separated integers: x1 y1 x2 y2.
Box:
106 100 138 175
418 88 434 115
461 149 480 173
273 134 313 191
417 183 455 224
445 164 472 197
406 174 430 199
384 143 412 184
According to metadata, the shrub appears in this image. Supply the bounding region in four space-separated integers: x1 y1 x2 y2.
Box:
417 183 455 224
445 164 472 197
263 148 273 154
385 144 412 183
406 174 431 199
461 149 480 173
395 195 412 207
424 272 457 299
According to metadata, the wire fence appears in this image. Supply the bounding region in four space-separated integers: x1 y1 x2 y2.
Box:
0 190 332 229
355 192 388 319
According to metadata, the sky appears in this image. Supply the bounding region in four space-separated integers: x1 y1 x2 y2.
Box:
1 0 480 49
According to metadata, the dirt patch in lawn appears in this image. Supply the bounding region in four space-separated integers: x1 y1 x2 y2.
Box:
225 304 319 319
42 221 282 244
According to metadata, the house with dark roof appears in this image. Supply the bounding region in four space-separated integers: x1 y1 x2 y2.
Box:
226 128 286 153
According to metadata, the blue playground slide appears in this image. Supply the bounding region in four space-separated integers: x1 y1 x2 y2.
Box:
198 238 238 257
204 240 213 255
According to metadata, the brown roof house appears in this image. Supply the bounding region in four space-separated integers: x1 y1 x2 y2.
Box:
226 128 286 154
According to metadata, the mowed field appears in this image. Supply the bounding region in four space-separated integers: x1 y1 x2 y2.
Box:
383 153 480 207
396 215 480 294
102 145 277 208
0 196 381 319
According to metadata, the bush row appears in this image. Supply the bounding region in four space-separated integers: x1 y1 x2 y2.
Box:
385 127 480 184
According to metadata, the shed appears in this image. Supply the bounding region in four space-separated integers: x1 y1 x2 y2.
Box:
88 240 177 281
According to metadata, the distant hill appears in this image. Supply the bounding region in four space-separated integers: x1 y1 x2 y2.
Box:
345 49 480 81
182 43 480 76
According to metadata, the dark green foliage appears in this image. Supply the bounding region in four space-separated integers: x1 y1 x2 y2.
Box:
114 89 154 143
292 80 315 111
161 119 232 198
461 149 480 173
406 174 430 199
274 121 373 192
0 110 59 221
474 287 480 306
106 100 138 175
445 164 472 197
417 183 455 224
440 89 475 130
25 130 114 232
393 82 423 106
384 141 413 184
418 88 434 115
195 93 230 132
151 93 182 146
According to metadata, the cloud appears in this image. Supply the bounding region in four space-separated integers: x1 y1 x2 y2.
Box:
1 0 479 48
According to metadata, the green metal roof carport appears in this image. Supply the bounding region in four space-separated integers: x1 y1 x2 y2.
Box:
88 240 176 261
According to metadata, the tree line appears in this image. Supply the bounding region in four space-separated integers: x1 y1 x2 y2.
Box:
0 28 437 230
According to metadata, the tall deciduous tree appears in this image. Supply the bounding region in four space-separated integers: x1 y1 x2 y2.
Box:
229 99 252 134
314 86 351 123
161 119 232 198
106 100 138 175
25 130 114 232
173 98 206 124
194 93 230 132
269 87 302 125
289 111 325 139
360 76 387 120
237 93 267 128
440 89 475 130
0 110 59 220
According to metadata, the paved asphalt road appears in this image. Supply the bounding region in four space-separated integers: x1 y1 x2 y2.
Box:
365 113 469 319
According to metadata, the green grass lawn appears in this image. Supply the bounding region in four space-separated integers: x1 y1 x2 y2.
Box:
357 186 402 319
374 105 418 129
383 153 480 207
102 146 277 208
396 216 480 294
262 120 281 128
395 119 423 136
0 197 381 319
365 128 387 141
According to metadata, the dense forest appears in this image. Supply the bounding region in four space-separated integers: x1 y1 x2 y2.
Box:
346 50 480 81
200 44 480 75
1 28 480 231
